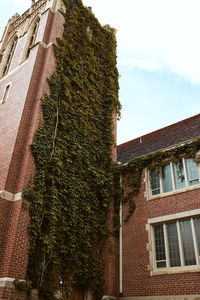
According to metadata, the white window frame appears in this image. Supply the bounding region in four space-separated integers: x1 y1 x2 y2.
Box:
148 157 200 199
147 209 200 276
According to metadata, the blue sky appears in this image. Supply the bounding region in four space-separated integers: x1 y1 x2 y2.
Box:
1 0 200 145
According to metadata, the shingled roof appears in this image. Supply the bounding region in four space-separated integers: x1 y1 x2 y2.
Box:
117 113 200 164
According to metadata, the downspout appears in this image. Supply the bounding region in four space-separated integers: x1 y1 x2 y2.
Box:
119 174 123 295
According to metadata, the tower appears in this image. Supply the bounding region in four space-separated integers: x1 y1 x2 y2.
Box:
0 0 119 299
0 1 66 298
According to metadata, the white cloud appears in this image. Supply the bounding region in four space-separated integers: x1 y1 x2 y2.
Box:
2 0 200 83
118 57 162 72
83 0 200 84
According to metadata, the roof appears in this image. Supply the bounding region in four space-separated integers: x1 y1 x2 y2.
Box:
117 113 200 164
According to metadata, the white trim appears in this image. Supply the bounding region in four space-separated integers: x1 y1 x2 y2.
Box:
1 82 12 105
102 296 117 300
0 277 15 288
148 208 200 224
0 59 28 83
147 157 200 201
163 223 170 269
148 210 200 275
191 218 200 265
0 190 22 201
176 221 184 267
170 162 175 191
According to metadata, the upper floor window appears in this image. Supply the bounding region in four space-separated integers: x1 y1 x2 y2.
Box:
26 20 39 59
2 36 18 76
150 157 199 196
22 19 39 62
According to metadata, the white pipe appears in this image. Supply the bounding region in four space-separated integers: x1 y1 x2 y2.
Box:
119 174 123 294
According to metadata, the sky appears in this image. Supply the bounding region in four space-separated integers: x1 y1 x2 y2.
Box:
1 0 200 145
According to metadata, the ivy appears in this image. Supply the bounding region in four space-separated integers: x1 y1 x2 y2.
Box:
115 137 200 221
23 0 120 299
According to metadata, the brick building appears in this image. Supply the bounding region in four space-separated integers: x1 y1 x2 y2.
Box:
0 0 118 299
0 0 66 298
1 0 200 300
117 114 200 300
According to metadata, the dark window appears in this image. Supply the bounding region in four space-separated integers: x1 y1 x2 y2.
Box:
3 36 18 76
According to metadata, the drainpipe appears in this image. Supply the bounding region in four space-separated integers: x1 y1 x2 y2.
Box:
119 174 123 295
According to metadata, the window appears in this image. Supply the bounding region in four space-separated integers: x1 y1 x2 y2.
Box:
153 216 200 270
25 19 39 60
1 84 10 104
149 157 199 196
3 36 18 76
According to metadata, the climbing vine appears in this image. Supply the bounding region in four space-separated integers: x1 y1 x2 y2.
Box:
23 0 120 299
115 137 200 221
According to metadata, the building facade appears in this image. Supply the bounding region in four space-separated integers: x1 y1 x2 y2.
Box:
117 114 200 300
1 0 200 300
0 0 118 299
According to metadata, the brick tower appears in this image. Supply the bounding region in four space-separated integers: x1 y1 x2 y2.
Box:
0 0 119 299
0 0 67 298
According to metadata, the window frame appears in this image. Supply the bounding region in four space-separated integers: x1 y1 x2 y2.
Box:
20 16 40 63
148 157 200 199
147 209 200 275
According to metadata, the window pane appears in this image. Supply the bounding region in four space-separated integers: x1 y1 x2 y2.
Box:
185 158 199 186
180 220 196 266
194 218 200 255
162 164 173 192
150 169 160 195
154 225 166 268
167 222 181 267
173 160 186 190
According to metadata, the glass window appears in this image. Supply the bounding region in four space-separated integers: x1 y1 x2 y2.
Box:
194 218 200 255
186 158 199 186
3 36 18 76
154 225 166 268
153 216 200 270
180 220 196 265
26 20 39 59
162 164 173 193
173 160 186 190
149 157 199 196
167 222 181 267
150 169 160 195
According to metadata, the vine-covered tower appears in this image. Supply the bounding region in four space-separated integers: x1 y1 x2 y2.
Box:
0 0 119 299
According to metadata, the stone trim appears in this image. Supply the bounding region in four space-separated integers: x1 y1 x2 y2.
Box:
0 190 22 201
0 277 15 288
121 296 200 300
148 208 200 224
102 296 117 300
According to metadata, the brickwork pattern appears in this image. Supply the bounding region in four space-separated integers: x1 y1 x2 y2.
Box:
121 173 200 297
0 5 65 299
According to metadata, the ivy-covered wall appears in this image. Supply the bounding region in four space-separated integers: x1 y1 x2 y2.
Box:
115 137 200 222
22 0 121 299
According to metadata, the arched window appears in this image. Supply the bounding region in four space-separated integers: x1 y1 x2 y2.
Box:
26 19 39 58
21 18 40 62
2 36 18 76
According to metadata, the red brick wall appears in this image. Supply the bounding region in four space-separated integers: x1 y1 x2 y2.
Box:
0 9 65 193
121 172 200 297
0 7 65 298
